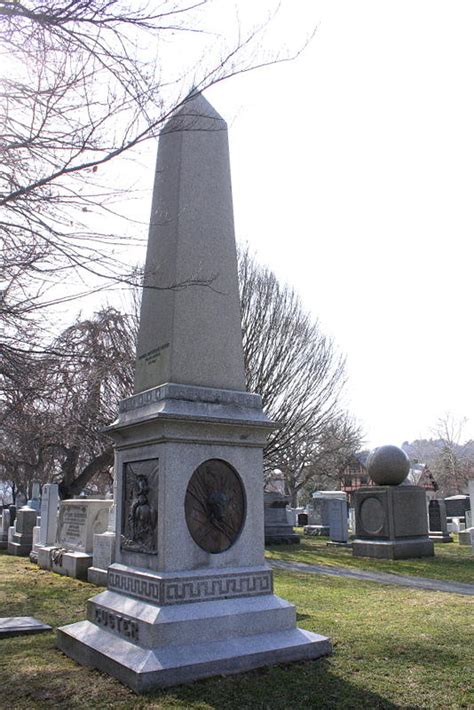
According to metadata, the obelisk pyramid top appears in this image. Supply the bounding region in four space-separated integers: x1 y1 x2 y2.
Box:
134 92 247 394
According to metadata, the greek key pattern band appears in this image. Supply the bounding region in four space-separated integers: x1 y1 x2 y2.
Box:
108 569 273 606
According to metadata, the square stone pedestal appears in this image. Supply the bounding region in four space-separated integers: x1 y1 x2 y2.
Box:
57 384 331 691
352 485 434 560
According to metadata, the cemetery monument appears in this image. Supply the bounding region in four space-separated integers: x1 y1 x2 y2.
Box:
56 92 331 691
264 492 300 544
352 445 434 559
38 498 112 580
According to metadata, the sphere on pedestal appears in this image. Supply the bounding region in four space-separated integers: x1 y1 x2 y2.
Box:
367 445 410 486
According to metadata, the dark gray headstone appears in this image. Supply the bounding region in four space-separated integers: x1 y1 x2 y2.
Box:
0 617 51 638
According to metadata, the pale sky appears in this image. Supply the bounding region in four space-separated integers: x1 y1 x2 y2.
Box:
69 1 474 449
203 0 474 449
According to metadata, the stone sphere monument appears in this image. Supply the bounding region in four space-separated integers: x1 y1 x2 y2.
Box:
367 445 410 486
352 444 434 560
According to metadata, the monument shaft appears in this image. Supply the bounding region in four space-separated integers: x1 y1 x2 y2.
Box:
135 94 246 394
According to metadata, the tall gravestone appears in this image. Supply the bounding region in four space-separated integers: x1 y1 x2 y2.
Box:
57 93 331 691
458 480 474 544
428 500 452 543
327 498 349 544
8 505 37 556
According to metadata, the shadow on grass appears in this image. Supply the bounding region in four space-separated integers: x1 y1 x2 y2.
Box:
158 658 402 710
0 649 402 710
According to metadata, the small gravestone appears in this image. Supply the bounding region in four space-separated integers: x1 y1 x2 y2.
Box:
327 498 349 544
38 499 111 580
459 480 474 545
0 508 10 549
264 492 300 544
88 481 117 586
39 484 59 546
306 492 345 537
29 521 41 563
0 617 51 638
428 500 452 543
352 445 434 559
27 481 41 511
8 506 37 556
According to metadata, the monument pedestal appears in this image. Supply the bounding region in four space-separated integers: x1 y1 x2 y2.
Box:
57 384 331 690
353 485 434 560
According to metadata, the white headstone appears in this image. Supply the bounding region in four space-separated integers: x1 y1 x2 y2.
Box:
56 500 112 554
328 499 349 543
39 483 59 546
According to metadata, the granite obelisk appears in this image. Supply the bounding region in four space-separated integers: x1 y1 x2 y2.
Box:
57 93 331 691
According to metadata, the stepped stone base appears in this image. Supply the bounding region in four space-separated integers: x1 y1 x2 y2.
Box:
57 592 330 692
352 537 434 559
8 534 33 557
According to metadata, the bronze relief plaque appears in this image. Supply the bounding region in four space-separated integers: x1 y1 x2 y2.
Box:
121 459 158 554
185 459 246 554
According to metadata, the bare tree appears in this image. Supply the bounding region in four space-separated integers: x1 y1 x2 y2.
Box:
238 247 362 505
0 1 308 350
0 307 136 499
402 413 474 496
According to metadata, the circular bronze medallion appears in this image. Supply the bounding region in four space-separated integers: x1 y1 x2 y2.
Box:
185 459 246 553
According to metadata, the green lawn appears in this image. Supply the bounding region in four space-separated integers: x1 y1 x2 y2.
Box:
0 552 472 709
265 531 474 584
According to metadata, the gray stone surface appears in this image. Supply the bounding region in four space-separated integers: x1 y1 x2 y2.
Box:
0 617 52 637
38 499 111 579
0 508 10 549
8 506 37 556
367 445 410 485
27 481 41 511
57 92 330 691
56 499 112 554
458 530 472 545
327 498 348 543
353 485 434 559
428 500 453 542
134 93 246 395
38 547 94 581
264 493 300 545
57 621 331 692
39 483 59 546
304 525 330 536
87 531 116 585
29 525 41 563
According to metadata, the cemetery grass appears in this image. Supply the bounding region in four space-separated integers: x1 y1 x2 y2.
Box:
265 532 474 584
0 552 473 710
